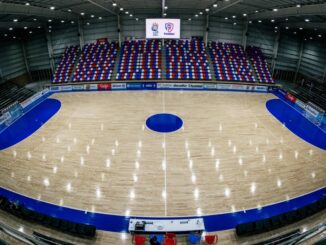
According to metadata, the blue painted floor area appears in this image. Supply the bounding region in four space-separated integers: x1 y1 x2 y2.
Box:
266 99 326 150
0 187 325 232
0 98 61 151
146 113 183 133
273 91 326 131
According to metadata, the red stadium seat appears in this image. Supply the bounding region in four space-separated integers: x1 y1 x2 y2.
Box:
204 235 218 244
133 235 147 245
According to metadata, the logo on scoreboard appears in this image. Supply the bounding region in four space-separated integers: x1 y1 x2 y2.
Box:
165 22 174 32
151 23 159 36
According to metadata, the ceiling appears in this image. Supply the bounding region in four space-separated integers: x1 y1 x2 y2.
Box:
0 0 325 39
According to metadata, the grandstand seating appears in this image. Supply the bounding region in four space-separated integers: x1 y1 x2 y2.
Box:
52 46 79 83
247 46 274 83
166 39 211 80
73 41 118 82
208 42 255 82
0 82 35 113
116 40 162 80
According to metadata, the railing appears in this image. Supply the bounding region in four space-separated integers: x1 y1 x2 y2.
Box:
0 222 47 245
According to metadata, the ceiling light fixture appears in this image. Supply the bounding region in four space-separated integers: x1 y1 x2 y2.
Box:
273 8 278 12
243 13 247 16
50 6 55 10
305 19 310 22
213 3 218 7
112 2 117 7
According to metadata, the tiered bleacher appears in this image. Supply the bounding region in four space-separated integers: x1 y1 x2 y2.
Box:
247 46 274 83
52 45 79 83
165 39 211 80
72 41 118 81
0 82 35 113
208 42 255 82
116 40 162 80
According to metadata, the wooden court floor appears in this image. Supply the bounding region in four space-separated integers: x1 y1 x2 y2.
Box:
0 91 325 218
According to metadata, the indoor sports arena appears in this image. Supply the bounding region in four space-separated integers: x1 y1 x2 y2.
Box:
0 0 325 244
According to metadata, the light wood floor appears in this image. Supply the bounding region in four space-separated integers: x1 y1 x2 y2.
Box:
0 91 325 218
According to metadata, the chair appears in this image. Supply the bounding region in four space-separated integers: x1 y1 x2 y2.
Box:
133 235 146 245
164 238 176 245
166 233 176 239
150 234 164 244
188 233 201 244
204 235 218 244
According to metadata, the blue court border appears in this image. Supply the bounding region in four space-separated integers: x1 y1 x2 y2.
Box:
0 186 325 232
0 87 325 232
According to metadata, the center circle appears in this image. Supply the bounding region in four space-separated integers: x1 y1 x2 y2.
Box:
146 113 183 133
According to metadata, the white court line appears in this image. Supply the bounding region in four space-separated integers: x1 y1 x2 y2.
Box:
162 91 167 216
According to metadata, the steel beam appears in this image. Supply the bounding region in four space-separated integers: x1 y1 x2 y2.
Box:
210 0 243 16
249 3 326 20
86 0 117 16
0 2 77 20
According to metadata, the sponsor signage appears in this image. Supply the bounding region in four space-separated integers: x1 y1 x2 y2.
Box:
204 84 217 90
20 89 49 108
142 82 157 90
255 86 268 92
98 83 112 91
111 83 127 90
295 99 306 109
84 84 98 90
72 85 85 91
61 85 73 91
96 38 108 43
216 84 232 90
50 86 61 92
127 83 142 90
146 19 181 39
285 92 297 103
157 83 203 89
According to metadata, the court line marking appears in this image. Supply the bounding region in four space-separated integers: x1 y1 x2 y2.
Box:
162 91 167 216
1 185 324 218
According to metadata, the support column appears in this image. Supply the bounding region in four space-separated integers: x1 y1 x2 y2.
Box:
117 14 121 47
204 14 209 47
322 64 326 82
271 31 280 75
78 18 85 48
242 19 248 49
294 38 304 83
21 40 31 79
46 29 56 75
162 0 165 17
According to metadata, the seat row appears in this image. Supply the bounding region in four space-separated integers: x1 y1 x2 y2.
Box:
72 42 118 82
0 195 96 238
236 197 326 236
52 45 79 83
166 39 211 80
247 46 274 83
116 40 161 80
51 41 274 83
209 42 255 82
